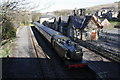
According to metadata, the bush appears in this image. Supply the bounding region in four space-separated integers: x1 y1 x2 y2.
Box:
2 20 16 39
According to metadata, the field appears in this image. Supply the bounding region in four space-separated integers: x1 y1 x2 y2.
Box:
109 20 120 26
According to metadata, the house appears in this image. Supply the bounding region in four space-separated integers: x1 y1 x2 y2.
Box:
95 9 119 20
51 17 59 31
95 10 108 18
101 18 111 28
58 16 69 35
80 15 102 41
108 10 118 19
67 15 102 41
39 14 58 30
67 16 84 40
39 15 56 24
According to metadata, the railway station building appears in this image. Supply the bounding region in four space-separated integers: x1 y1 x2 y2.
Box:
67 15 102 41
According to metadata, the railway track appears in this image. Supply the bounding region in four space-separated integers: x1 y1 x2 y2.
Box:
76 39 120 62
30 26 97 79
80 44 120 79
30 26 62 79
87 41 120 62
30 26 72 79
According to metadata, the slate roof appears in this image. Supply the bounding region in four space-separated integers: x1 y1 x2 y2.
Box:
60 16 69 23
68 16 85 28
68 15 101 29
59 16 69 27
81 16 92 29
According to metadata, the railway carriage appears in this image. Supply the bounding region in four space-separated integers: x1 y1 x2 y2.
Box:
34 22 60 42
34 22 87 68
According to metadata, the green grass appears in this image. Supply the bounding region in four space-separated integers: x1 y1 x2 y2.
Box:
109 20 120 26
0 38 16 57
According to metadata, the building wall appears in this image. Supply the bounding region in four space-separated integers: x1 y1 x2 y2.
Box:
67 21 74 39
101 19 111 28
53 22 58 31
80 20 99 41
74 29 80 40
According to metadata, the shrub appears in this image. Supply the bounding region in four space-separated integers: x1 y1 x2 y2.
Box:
2 20 16 39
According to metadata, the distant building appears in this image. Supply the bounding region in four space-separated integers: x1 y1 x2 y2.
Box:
73 8 86 16
67 16 84 40
39 14 58 30
101 18 111 28
95 9 118 20
39 15 56 24
106 10 118 19
57 16 69 35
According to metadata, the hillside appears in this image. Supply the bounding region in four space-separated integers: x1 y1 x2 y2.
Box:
52 2 119 16
86 2 119 12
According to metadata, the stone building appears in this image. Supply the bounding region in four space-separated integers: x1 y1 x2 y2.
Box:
67 15 102 41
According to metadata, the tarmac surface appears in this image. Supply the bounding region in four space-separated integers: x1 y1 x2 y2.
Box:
9 26 36 57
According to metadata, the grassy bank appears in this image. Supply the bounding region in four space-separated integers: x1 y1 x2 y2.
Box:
0 38 16 57
109 20 120 27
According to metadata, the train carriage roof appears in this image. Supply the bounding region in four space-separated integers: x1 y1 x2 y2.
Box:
34 22 60 36
53 35 69 40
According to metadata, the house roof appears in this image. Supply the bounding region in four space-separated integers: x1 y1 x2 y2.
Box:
81 16 92 29
68 15 102 29
101 18 111 26
100 18 110 23
59 16 69 27
60 16 69 23
69 16 85 28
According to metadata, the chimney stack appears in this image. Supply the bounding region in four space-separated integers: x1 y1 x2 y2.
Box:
73 8 77 16
77 8 86 16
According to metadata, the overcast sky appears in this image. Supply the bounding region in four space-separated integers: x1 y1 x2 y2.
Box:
1 0 119 13
34 0 119 13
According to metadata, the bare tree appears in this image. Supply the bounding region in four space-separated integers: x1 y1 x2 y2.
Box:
0 0 54 40
31 11 42 22
0 0 39 40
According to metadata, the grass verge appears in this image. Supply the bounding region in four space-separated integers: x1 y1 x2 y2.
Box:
0 38 16 57
109 20 120 26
